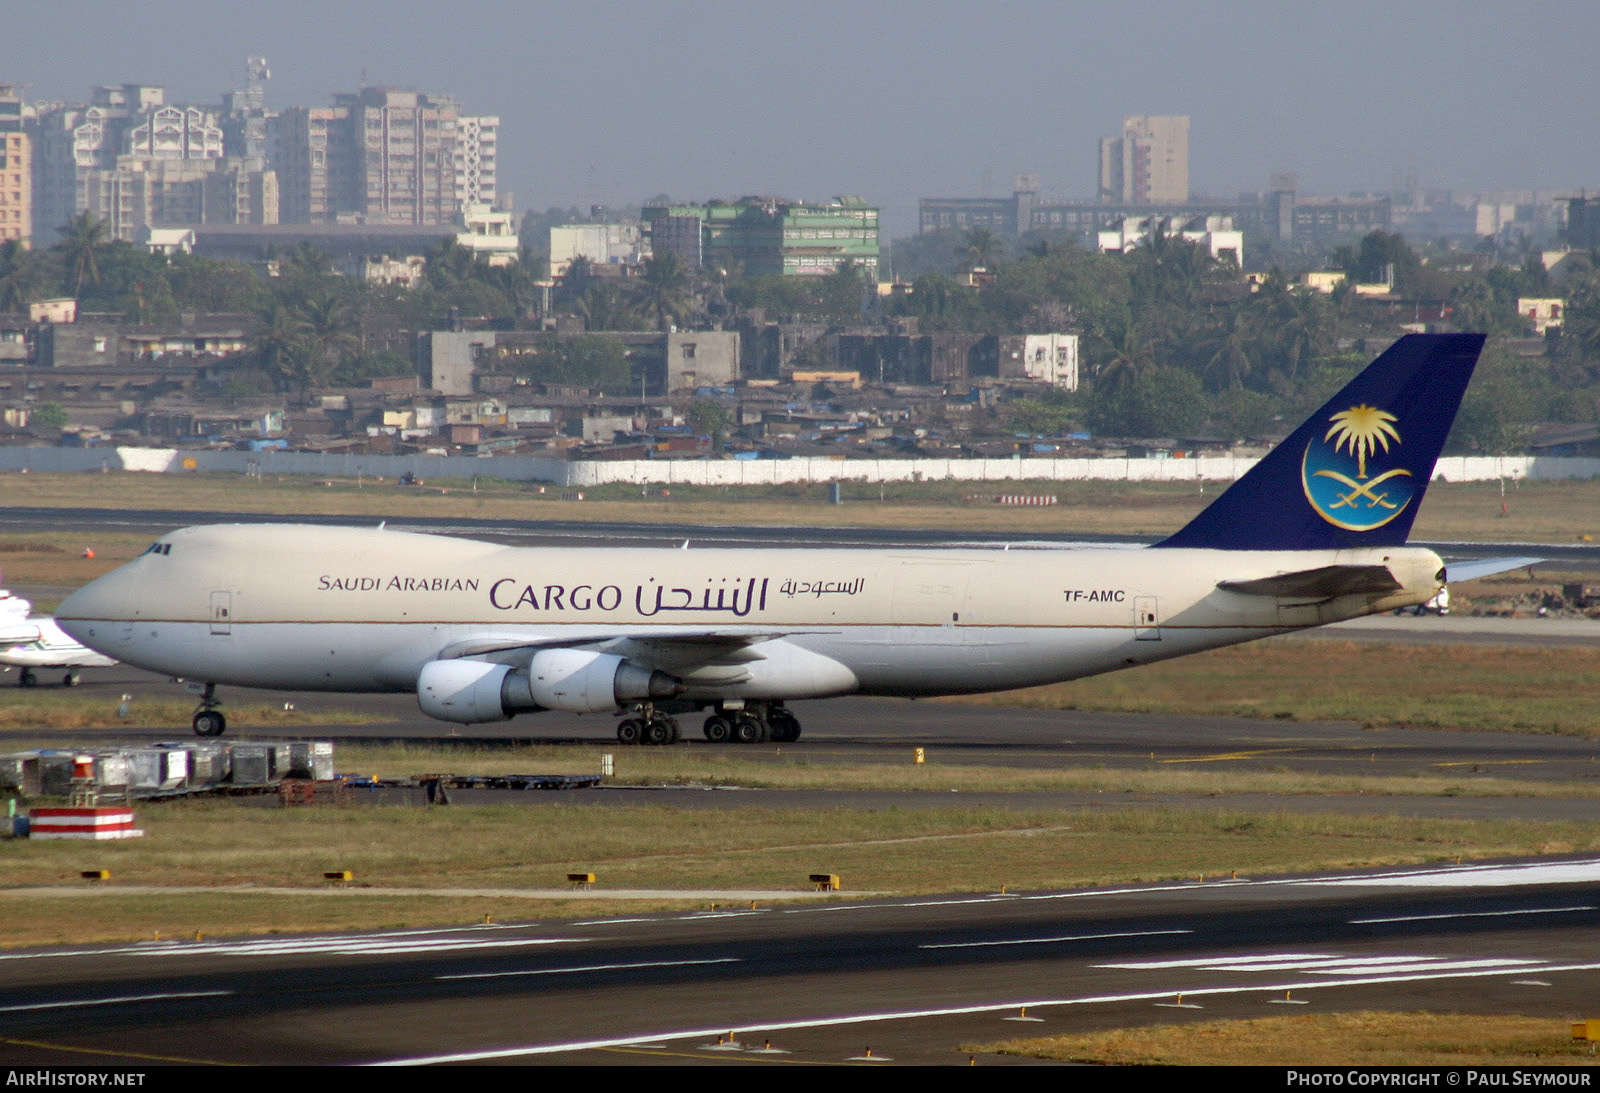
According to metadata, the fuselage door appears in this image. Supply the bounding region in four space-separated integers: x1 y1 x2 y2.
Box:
209 591 232 636
1133 595 1161 640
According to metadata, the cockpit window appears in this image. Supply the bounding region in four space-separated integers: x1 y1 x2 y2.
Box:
142 542 172 556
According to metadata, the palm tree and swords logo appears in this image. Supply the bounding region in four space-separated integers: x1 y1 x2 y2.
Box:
1300 404 1416 531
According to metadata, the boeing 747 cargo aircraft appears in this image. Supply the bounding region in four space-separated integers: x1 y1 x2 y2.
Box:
57 334 1484 741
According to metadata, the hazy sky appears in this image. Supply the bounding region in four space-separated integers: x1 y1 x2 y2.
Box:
9 0 1599 236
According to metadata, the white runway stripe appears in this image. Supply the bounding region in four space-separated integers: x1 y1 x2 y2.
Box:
368 958 1600 1065
921 929 1191 950
0 990 230 1014
437 957 740 981
1351 905 1596 924
0 928 583 961
1097 952 1543 975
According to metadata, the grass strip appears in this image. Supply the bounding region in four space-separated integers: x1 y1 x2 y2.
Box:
2 804 1596 947
315 741 1600 798
0 697 375 731
947 638 1600 738
970 1011 1598 1066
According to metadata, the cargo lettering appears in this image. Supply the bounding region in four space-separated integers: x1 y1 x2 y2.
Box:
489 580 624 612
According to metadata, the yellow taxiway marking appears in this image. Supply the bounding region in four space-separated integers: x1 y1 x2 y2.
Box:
1159 748 1302 764
0 1036 236 1066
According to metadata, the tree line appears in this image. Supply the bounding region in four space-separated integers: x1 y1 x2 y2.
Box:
8 210 1600 451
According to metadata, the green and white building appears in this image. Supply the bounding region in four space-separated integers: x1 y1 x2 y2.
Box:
645 196 878 280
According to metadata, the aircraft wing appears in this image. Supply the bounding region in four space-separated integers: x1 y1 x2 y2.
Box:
435 629 832 673
0 620 43 644
1217 564 1406 600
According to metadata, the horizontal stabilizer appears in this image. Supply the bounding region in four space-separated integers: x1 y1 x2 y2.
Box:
1218 564 1403 599
1443 556 1544 583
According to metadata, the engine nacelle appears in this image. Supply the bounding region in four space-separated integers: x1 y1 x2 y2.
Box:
416 659 515 724
518 648 681 713
416 650 681 723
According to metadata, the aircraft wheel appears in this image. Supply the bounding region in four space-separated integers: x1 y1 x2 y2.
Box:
62 671 81 688
193 711 226 737
768 709 801 743
667 717 682 744
18 669 36 688
643 718 673 746
733 713 767 744
616 718 644 746
703 715 732 743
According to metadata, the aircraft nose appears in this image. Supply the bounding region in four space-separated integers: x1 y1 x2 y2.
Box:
56 570 136 645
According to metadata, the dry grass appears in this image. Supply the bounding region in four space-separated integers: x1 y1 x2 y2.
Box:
3 803 1596 947
0 696 373 731
294 741 1600 798
948 638 1600 738
973 1011 1599 1066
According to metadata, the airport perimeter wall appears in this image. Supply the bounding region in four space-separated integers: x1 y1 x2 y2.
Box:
0 446 1596 486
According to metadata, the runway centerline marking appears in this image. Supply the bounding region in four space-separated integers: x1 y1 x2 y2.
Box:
1352 905 1596 924
1096 952 1544 976
0 989 231 1014
921 929 1191 950
437 958 740 981
0 930 587 961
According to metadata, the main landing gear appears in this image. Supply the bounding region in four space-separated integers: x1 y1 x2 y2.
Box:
615 704 680 746
613 702 803 746
14 668 80 688
700 703 801 745
192 683 227 737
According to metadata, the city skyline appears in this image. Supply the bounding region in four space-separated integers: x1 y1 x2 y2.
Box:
7 0 1600 239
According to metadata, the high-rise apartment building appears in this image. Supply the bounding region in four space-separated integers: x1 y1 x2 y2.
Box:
1099 115 1189 205
0 85 30 246
27 73 494 238
273 88 498 225
31 82 276 240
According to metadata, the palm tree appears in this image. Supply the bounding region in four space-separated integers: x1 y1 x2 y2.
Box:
293 287 361 385
1093 322 1156 395
576 282 643 332
635 250 695 331
957 227 1000 273
1200 310 1254 391
249 299 303 394
0 240 43 312
424 236 475 288
57 211 108 297
279 241 335 285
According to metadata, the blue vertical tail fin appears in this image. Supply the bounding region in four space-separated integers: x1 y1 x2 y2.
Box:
1156 333 1484 551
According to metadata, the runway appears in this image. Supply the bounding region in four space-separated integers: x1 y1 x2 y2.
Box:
2 856 1597 1065
7 503 1600 567
7 647 1600 824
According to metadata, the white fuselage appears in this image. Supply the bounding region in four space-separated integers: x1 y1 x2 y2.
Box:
56 524 1443 705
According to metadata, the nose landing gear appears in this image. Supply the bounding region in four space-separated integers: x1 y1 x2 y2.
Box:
192 683 227 737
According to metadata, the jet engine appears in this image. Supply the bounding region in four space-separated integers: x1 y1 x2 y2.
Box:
417 650 681 724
